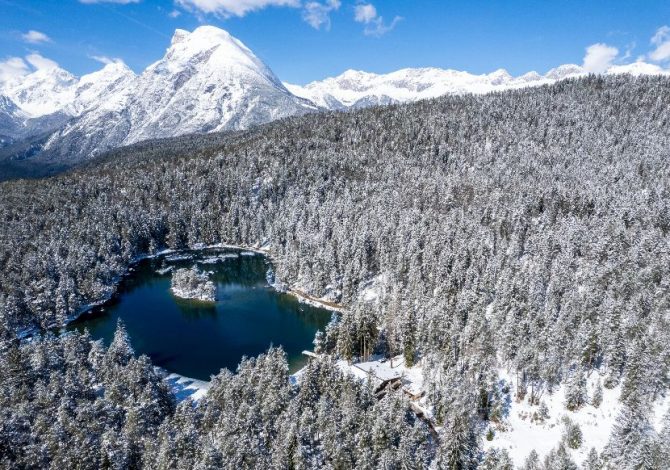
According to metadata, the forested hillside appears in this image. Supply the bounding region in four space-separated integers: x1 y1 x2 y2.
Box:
1 75 669 468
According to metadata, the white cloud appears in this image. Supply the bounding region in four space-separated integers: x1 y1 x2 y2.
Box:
302 0 340 30
582 43 618 73
0 57 30 84
25 53 60 71
175 0 299 17
649 25 670 62
354 3 376 23
91 55 124 65
353 2 401 37
169 9 182 18
651 25 670 46
21 30 51 44
0 53 61 87
620 42 635 62
79 0 140 4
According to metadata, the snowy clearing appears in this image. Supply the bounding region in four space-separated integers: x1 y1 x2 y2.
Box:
164 372 211 402
483 368 669 466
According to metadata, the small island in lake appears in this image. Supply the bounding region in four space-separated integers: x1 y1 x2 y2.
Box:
171 267 217 302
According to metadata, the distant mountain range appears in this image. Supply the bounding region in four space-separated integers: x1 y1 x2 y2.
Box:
0 25 668 179
284 62 670 110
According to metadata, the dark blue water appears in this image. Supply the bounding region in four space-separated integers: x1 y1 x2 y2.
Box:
68 249 332 381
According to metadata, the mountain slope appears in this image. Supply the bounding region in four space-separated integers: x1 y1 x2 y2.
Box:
122 26 316 141
1 75 669 468
31 26 316 168
67 61 137 116
4 66 78 118
0 95 25 147
0 95 70 153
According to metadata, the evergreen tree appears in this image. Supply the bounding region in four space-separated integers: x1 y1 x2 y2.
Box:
542 443 577 470
480 447 514 470
656 410 670 468
581 447 602 470
591 379 603 408
521 449 541 470
565 365 588 411
106 320 134 367
602 395 658 469
435 410 479 470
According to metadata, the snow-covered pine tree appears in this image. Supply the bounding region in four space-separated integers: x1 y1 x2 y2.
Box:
591 378 603 408
602 393 658 469
565 365 588 411
581 447 602 470
520 449 541 470
480 447 514 470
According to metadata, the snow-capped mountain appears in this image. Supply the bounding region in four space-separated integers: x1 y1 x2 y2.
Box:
0 95 25 147
67 61 136 116
126 26 315 142
3 23 670 177
606 61 670 76
4 66 78 118
0 61 134 163
284 66 585 110
34 26 317 165
0 59 136 120
285 62 670 110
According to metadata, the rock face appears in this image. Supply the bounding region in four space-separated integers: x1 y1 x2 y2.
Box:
171 267 217 302
0 95 70 151
67 61 137 117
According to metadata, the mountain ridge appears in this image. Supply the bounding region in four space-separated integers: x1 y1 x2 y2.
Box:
284 61 670 110
2 25 670 179
0 26 317 175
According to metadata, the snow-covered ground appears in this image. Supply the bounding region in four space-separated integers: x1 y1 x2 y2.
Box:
290 291 343 312
483 369 669 466
198 253 240 264
324 355 670 465
358 273 388 304
165 253 195 262
164 372 211 402
156 265 173 275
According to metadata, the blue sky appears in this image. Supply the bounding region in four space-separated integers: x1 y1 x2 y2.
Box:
1 0 670 84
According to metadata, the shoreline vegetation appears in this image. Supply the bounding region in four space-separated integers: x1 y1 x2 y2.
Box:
61 243 337 399
61 242 344 332
62 242 340 395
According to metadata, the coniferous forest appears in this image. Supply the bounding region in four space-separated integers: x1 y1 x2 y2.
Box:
1 75 670 468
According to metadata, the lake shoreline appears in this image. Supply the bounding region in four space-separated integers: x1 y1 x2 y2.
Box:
61 241 344 330
207 242 344 313
63 244 336 385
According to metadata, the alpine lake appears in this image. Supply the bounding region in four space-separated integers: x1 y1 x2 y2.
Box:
68 248 333 381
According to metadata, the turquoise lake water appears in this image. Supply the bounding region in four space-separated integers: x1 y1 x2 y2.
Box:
68 249 332 381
